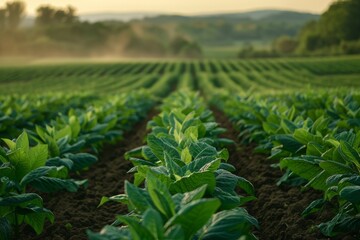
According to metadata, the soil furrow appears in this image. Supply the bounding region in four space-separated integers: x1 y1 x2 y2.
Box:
23 110 157 240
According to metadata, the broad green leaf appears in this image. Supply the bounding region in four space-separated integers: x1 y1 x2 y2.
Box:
164 152 183 179
125 146 143 160
217 149 229 161
2 138 16 151
200 159 221 172
16 131 30 153
142 146 159 163
293 129 317 145
165 199 220 239
147 135 180 163
280 158 329 190
0 193 42 207
273 134 303 153
184 126 198 141
28 144 48 171
87 225 131 240
302 199 326 217
117 215 155 240
29 177 80 193
98 194 128 207
0 166 14 179
146 172 175 219
8 149 29 182
129 158 157 167
318 212 344 237
22 206 54 235
319 161 356 175
143 208 164 239
339 186 360 204
189 142 217 162
216 170 254 196
281 119 298 134
170 171 215 194
125 181 152 213
237 176 255 196
180 147 192 164
46 157 74 170
306 142 327 156
338 141 360 169
180 185 207 206
219 163 236 172
201 208 259 240
164 225 184 240
213 187 241 209
20 166 56 188
0 217 12 240
55 126 72 140
64 153 97 171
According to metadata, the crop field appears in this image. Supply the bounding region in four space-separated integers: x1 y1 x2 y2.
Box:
1 55 360 240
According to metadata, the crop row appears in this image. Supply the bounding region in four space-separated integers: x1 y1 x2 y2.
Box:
89 91 258 240
0 92 154 238
217 92 360 237
1 57 360 95
1 57 359 81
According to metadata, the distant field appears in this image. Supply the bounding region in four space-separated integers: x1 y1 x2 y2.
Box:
1 56 360 95
203 41 271 58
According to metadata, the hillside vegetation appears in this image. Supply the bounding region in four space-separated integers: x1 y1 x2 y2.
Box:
0 1 318 58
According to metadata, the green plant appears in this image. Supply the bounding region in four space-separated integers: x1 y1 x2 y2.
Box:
0 131 86 236
89 174 258 240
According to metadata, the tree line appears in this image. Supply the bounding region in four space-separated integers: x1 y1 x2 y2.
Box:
239 0 360 58
0 1 202 58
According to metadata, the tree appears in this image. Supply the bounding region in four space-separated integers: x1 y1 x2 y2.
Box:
179 42 202 58
36 6 55 25
273 36 297 54
36 5 77 26
65 6 77 23
319 0 360 42
53 9 67 23
5 1 25 29
297 0 360 53
170 36 190 56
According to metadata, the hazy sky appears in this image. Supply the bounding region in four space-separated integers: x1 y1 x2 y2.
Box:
19 0 335 15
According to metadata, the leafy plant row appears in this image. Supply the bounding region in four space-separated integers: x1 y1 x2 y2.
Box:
3 57 360 96
0 91 154 239
89 91 258 240
217 91 360 238
0 94 97 138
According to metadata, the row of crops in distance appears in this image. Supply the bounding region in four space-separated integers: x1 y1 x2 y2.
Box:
1 56 360 95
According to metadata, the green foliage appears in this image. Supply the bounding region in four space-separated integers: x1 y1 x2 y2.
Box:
220 91 360 237
92 91 257 239
90 181 257 240
0 90 154 236
297 0 360 55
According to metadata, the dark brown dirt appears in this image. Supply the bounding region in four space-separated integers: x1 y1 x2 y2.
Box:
211 107 356 240
21 110 157 240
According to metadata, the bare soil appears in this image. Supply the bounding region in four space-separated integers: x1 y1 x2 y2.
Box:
22 110 157 240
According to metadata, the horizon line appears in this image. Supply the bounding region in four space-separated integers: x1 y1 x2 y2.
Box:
25 7 322 17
